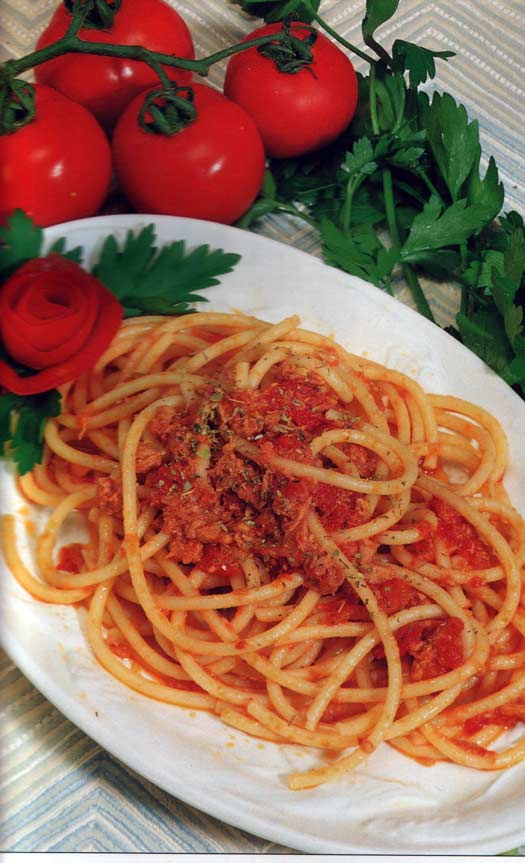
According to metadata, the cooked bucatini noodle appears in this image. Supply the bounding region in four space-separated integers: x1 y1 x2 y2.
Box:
2 311 524 789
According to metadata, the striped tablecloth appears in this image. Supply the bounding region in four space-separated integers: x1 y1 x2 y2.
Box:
1 0 524 853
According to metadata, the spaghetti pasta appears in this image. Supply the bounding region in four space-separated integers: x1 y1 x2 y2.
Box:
2 311 524 789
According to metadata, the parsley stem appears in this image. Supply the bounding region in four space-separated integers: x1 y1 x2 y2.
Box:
279 203 318 228
308 10 375 65
414 167 444 205
392 176 428 206
237 201 318 230
369 62 380 136
403 263 435 321
460 243 469 315
382 167 401 247
382 165 435 322
341 175 365 232
364 35 392 68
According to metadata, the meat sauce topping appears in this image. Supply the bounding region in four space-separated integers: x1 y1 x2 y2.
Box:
93 363 475 674
409 498 497 569
102 365 378 593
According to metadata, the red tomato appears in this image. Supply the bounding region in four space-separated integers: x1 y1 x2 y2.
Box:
35 0 195 128
0 84 111 228
112 84 266 225
224 22 358 158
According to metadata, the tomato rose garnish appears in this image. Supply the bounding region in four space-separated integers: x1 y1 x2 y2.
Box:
0 254 123 395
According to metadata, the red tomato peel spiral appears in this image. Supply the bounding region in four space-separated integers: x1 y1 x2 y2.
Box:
0 255 123 395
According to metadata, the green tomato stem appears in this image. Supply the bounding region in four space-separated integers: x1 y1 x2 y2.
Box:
6 31 292 79
148 61 173 92
64 0 93 37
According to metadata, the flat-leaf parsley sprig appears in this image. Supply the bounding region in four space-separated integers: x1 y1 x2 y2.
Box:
92 224 241 317
0 210 240 474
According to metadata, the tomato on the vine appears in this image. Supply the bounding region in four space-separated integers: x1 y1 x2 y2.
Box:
224 22 358 158
35 0 195 128
112 83 266 225
0 84 111 228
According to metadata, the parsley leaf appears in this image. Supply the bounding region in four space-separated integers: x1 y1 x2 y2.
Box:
0 209 85 284
321 219 399 288
456 310 514 375
374 68 407 134
362 0 399 44
465 155 504 223
93 226 241 316
392 40 455 88
387 144 425 168
500 211 524 234
504 227 525 285
456 216 525 395
501 350 525 388
401 197 489 260
491 269 523 348
1 390 61 475
47 237 84 264
0 209 43 280
343 137 378 178
321 219 380 283
425 93 481 203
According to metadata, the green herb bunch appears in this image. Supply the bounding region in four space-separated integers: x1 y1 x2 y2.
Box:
235 0 525 398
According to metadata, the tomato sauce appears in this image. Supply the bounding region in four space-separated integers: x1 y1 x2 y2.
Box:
320 591 369 624
373 617 465 681
313 483 367 532
432 498 497 568
464 707 525 736
57 543 85 573
373 578 425 615
198 544 242 579
107 639 136 661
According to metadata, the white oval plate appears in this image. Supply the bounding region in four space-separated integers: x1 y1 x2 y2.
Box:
1 214 524 855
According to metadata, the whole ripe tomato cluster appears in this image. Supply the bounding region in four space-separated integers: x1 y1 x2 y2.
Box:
0 0 358 228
